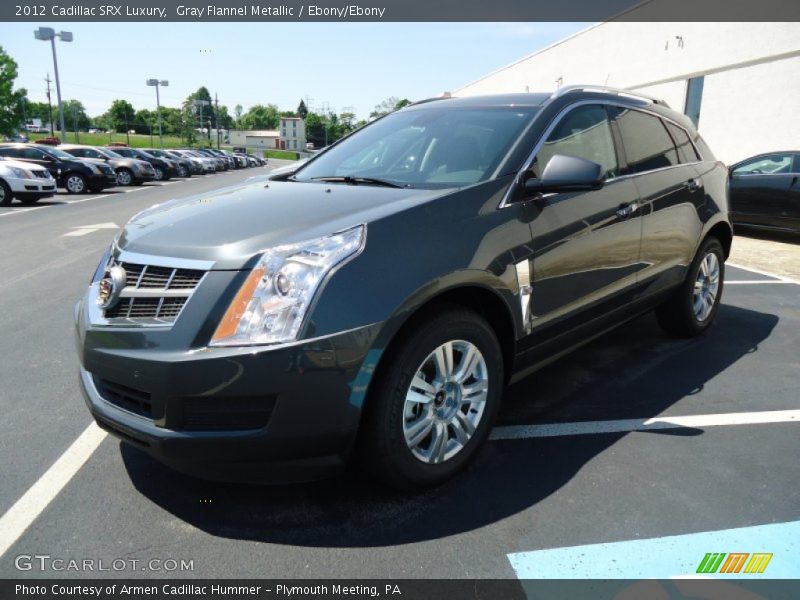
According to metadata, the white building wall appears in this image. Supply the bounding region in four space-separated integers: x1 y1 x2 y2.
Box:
456 20 800 164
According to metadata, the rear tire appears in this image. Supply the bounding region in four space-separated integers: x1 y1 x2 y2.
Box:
361 309 504 490
0 179 12 206
656 237 725 337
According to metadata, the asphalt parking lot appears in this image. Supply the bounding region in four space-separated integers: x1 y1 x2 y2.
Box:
0 171 798 581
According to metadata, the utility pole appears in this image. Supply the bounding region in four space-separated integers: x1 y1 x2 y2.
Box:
125 108 130 145
73 107 79 143
45 74 54 136
20 97 27 132
214 92 220 149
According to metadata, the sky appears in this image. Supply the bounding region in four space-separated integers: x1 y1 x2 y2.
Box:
0 22 589 120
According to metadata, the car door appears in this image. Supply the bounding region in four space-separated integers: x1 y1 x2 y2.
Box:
611 107 706 297
18 147 59 178
729 153 796 229
522 103 644 351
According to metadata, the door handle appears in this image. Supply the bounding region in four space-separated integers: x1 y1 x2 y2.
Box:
616 202 639 218
686 177 702 193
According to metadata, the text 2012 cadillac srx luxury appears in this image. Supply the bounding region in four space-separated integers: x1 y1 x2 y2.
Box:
76 87 732 490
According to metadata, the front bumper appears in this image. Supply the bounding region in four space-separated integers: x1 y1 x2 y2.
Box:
7 176 56 197
85 172 118 189
76 301 382 483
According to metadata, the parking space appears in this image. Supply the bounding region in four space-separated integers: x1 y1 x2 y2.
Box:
0 189 797 583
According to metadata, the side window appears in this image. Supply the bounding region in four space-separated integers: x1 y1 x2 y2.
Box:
0 148 17 158
71 149 86 157
614 108 679 175
534 104 618 179
665 121 701 163
732 154 794 176
22 148 46 160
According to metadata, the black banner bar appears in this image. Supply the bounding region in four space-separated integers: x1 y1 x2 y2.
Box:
2 0 799 22
4 579 800 600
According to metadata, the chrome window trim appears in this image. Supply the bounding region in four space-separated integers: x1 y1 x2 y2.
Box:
498 99 705 209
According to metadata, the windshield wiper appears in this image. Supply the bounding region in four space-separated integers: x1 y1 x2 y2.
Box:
310 176 408 188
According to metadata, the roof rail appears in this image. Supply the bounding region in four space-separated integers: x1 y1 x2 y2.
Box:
550 85 670 108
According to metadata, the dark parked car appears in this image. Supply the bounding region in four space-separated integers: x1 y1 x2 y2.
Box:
144 149 193 178
76 87 731 490
59 144 154 187
729 152 800 233
107 146 173 182
0 143 116 193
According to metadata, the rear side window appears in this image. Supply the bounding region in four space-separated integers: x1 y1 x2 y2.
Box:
665 121 701 163
614 108 679 175
534 104 619 179
22 148 47 160
0 148 19 158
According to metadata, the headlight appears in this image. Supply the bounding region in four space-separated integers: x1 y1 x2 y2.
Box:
90 246 113 284
91 164 103 174
211 225 366 346
9 167 32 179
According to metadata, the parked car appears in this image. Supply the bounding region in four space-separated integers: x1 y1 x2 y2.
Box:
4 133 29 143
0 156 57 205
59 144 154 187
248 153 267 166
191 148 228 171
234 152 257 167
0 143 116 193
76 87 732 490
171 149 216 174
206 148 236 170
728 151 800 233
144 149 193 178
107 146 175 182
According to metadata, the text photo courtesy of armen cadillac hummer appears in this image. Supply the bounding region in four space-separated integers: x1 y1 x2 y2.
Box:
0 1 799 595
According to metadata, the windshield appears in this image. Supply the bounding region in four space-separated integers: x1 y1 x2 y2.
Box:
136 150 156 159
46 147 78 160
295 106 537 189
97 148 122 158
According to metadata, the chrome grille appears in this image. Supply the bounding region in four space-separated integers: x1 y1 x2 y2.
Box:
102 261 205 324
32 170 51 179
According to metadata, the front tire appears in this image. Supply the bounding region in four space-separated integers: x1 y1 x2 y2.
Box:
0 179 12 206
116 169 133 186
64 173 87 194
153 166 165 181
656 237 725 337
362 309 504 490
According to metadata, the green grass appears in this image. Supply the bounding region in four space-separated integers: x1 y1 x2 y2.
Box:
27 131 210 150
265 149 300 160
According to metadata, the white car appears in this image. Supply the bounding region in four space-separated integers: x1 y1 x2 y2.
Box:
0 157 57 205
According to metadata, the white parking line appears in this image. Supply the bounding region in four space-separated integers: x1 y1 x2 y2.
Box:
490 409 800 440
727 262 800 285
726 280 795 285
0 423 107 558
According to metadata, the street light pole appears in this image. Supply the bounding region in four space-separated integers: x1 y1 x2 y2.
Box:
146 79 169 148
193 99 210 147
35 28 72 142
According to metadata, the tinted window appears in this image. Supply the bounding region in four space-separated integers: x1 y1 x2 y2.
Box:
665 121 700 163
22 148 47 160
0 148 21 158
615 109 679 174
534 104 618 179
732 154 794 176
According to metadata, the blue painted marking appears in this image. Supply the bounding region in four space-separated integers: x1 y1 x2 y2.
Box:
508 520 800 579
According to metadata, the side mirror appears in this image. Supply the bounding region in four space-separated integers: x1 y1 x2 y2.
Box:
524 154 605 195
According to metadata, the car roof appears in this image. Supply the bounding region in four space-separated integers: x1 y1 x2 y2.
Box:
406 93 552 110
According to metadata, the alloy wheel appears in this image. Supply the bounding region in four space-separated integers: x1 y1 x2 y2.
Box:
116 170 132 186
693 252 720 322
66 175 85 193
402 340 488 464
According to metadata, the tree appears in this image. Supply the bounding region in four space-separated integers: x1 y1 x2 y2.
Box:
240 104 280 130
184 87 215 141
369 96 412 120
62 99 90 130
234 104 243 126
297 99 308 119
216 105 233 130
107 99 136 132
0 46 27 135
304 112 326 148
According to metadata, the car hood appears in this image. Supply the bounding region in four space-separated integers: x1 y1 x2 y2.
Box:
115 180 447 269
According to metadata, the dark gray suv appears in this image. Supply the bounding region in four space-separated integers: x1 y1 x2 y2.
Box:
76 87 731 490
